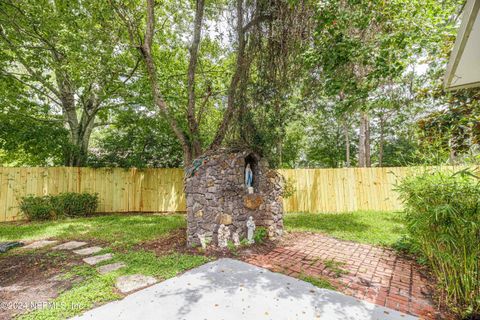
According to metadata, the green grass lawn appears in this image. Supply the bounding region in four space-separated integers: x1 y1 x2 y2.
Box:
0 214 186 248
0 214 207 320
284 211 405 246
0 211 405 248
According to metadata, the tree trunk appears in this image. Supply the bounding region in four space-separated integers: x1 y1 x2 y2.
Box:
64 113 96 167
358 111 371 167
186 0 205 158
344 122 350 167
209 0 247 150
365 113 371 167
379 115 384 167
140 0 194 165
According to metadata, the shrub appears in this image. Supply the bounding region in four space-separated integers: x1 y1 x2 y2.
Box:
397 169 480 318
19 195 54 221
52 192 99 218
253 227 268 244
19 192 99 220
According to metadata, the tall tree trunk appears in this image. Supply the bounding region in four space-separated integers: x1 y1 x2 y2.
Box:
277 135 283 167
64 113 96 167
358 114 366 167
358 111 371 167
378 115 384 167
186 0 205 159
209 0 247 150
365 113 371 167
344 122 350 167
139 0 194 165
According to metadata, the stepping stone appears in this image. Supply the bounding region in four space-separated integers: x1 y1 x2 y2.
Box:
0 241 24 253
97 262 126 275
115 274 157 294
53 241 87 250
73 246 103 256
83 253 113 265
0 284 28 292
22 240 57 250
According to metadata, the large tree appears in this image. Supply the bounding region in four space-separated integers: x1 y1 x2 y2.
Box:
0 0 137 166
112 0 312 165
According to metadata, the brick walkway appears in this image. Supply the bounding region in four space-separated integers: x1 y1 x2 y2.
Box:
243 233 439 319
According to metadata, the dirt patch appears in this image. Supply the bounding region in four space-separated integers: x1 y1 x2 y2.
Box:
139 228 188 255
0 250 83 319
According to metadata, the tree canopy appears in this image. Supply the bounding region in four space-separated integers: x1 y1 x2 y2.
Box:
0 0 476 168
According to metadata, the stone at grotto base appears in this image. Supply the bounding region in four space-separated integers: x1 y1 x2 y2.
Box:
243 194 264 210
218 213 232 225
217 224 230 248
232 231 240 246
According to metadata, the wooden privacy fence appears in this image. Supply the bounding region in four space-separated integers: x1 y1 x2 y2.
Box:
0 166 439 222
0 167 185 222
278 167 419 213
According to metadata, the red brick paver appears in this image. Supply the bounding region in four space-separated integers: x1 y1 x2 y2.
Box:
243 233 439 319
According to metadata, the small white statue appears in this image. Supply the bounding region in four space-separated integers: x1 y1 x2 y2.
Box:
198 233 207 249
232 231 240 247
198 233 211 250
246 216 256 244
217 224 230 248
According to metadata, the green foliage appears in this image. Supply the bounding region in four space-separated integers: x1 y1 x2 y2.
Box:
88 109 183 168
113 251 210 279
19 193 98 221
0 110 69 166
303 107 354 168
253 227 268 244
0 0 138 166
226 240 238 255
285 211 405 246
397 169 480 317
323 259 348 278
0 0 468 169
19 195 54 221
51 193 99 218
299 274 336 290
417 103 480 165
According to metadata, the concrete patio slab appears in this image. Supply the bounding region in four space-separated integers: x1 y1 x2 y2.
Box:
72 258 416 320
22 240 58 249
73 246 103 256
53 241 87 250
83 253 113 265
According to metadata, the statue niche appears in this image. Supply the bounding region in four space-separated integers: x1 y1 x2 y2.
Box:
185 148 284 247
244 153 257 194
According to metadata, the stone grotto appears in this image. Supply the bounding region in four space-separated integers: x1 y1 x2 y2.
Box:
185 148 284 247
